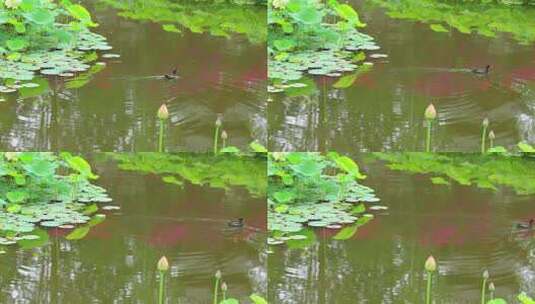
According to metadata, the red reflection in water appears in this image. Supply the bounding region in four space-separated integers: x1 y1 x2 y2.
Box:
419 201 492 248
502 67 535 88
147 222 189 247
411 72 490 97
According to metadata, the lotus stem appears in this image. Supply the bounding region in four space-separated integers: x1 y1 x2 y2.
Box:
221 130 228 150
158 119 165 153
481 270 489 304
221 282 228 301
489 282 495 300
424 104 437 152
425 256 437 304
488 130 495 150
426 121 432 152
214 115 222 155
157 256 169 304
157 104 169 153
213 270 222 304
426 271 433 304
481 118 489 154
158 271 165 304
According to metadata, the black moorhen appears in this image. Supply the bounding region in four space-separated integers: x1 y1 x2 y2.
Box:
164 68 178 80
516 219 534 230
228 218 244 228
472 65 491 75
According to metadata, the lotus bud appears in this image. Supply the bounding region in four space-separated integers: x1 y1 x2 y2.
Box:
488 130 495 140
424 104 437 120
425 255 437 272
221 130 228 140
489 282 495 292
215 270 222 280
157 256 169 272
483 270 489 280
482 117 489 128
215 114 223 128
157 104 169 120
221 282 228 292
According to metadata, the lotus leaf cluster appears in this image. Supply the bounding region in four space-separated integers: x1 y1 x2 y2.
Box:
268 152 386 244
0 153 113 246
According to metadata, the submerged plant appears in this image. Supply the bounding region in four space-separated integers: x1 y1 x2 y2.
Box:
157 256 170 304
157 104 169 152
424 104 437 152
425 255 437 304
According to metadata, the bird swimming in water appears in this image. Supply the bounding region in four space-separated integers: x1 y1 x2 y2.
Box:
227 218 244 228
516 218 534 230
472 65 491 75
164 68 178 80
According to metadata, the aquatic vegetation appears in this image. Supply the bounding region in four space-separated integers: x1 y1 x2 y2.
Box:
0 0 113 93
107 153 267 197
0 152 112 245
155 259 267 304
268 0 380 86
374 153 535 195
268 152 384 245
369 0 535 45
211 270 267 304
211 114 267 154
423 255 535 303
98 0 267 43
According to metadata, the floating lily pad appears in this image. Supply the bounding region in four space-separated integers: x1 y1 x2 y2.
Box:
101 205 120 211
269 28 381 85
267 238 284 245
102 53 120 59
0 29 114 94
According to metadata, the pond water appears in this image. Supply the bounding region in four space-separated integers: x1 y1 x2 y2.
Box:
268 155 535 303
0 1 267 152
0 154 267 303
268 0 535 152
